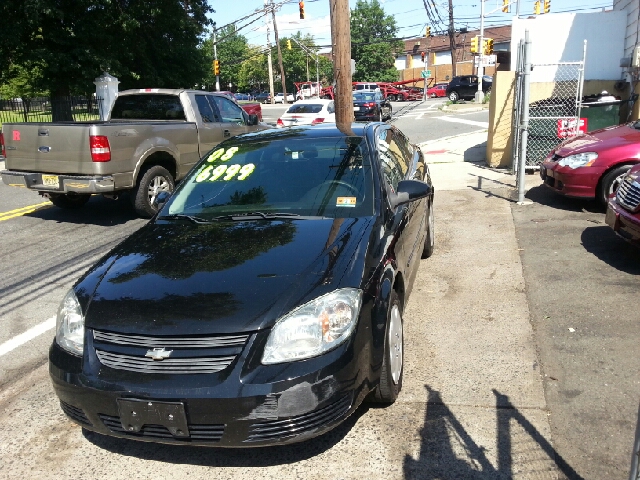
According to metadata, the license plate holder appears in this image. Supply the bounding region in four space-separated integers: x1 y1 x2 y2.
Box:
42 174 59 189
117 398 190 437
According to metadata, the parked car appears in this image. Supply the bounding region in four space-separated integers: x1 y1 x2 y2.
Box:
539 121 640 205
427 83 448 98
233 93 252 101
273 92 295 103
606 163 640 245
353 91 392 122
445 75 492 101
353 82 380 93
276 99 335 127
49 122 435 447
255 92 271 104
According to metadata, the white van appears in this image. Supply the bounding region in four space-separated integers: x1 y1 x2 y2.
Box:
353 82 380 92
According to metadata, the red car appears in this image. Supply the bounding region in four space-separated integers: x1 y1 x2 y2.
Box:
606 163 640 245
427 83 448 98
539 121 640 205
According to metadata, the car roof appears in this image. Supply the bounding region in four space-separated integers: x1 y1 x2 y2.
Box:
291 99 333 105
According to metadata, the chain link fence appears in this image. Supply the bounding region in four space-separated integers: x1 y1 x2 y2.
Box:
0 96 103 125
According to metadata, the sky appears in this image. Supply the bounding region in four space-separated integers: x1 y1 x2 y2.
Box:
208 0 614 50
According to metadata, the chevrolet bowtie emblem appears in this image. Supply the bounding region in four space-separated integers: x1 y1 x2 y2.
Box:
145 347 173 361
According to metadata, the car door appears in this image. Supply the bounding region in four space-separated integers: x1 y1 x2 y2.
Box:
194 94 225 153
466 76 479 98
209 95 250 140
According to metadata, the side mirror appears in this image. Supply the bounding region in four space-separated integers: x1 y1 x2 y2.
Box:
248 114 259 126
153 191 171 210
388 179 432 210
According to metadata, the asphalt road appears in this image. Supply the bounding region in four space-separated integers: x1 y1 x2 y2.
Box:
0 104 637 479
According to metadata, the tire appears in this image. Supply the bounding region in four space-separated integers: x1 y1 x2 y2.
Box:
131 165 174 218
598 164 633 206
388 95 396 102
371 290 403 404
448 91 459 102
386 106 393 121
48 193 91 209
378 109 383 122
421 199 434 259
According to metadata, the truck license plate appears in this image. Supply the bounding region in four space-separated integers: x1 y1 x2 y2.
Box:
42 175 59 189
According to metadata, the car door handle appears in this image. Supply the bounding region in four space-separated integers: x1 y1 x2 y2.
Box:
223 129 231 137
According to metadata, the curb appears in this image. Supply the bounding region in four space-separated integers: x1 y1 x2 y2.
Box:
440 105 488 113
417 130 488 148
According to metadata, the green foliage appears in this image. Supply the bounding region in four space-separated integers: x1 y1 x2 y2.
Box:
202 25 250 91
0 0 213 97
237 47 270 92
277 33 334 94
350 0 403 82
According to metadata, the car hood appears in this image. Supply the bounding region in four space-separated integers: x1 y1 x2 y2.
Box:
555 123 640 157
79 217 374 336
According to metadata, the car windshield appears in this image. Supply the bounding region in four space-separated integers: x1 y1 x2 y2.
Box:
286 104 324 114
161 136 374 219
353 93 375 101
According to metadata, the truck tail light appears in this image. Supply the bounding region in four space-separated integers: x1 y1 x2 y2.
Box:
311 118 325 125
90 135 111 162
0 132 5 158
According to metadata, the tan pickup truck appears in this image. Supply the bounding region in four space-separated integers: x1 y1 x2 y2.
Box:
0 89 269 217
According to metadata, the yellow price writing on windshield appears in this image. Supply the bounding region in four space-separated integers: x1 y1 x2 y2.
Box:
194 163 255 183
206 146 238 163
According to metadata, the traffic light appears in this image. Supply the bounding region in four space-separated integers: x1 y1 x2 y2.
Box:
213 59 220 76
484 38 494 55
287 39 292 50
421 52 425 62
470 36 479 54
544 0 550 13
502 0 509 13
534 0 541 14
299 1 305 19
426 26 431 37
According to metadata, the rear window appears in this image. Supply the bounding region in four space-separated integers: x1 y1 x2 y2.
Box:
286 104 324 114
110 94 186 120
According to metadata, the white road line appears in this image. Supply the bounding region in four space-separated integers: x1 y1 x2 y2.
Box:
0 317 56 357
432 116 489 128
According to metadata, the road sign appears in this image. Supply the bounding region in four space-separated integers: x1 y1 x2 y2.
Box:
421 70 432 78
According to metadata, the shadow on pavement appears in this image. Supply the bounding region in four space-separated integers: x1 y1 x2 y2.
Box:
25 195 140 226
525 185 603 213
83 404 370 466
403 386 585 480
581 226 640 274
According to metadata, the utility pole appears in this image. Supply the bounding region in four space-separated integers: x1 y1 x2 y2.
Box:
213 23 220 91
448 0 457 77
264 0 275 104
475 0 486 103
330 0 354 126
270 0 288 104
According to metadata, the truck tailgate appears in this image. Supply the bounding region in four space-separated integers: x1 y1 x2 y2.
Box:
3 123 97 174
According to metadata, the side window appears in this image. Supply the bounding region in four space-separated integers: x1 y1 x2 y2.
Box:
195 95 217 123
377 128 405 193
210 96 245 125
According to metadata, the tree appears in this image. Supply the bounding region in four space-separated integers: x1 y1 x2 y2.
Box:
202 24 250 91
1 0 212 120
278 33 334 94
237 47 270 92
350 0 403 82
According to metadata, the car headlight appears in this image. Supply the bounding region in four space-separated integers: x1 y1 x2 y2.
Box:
55 289 85 356
557 152 598 169
262 288 363 364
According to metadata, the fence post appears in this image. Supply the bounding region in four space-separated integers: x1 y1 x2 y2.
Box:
517 30 532 205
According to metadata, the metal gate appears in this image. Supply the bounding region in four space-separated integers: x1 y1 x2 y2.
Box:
512 35 586 178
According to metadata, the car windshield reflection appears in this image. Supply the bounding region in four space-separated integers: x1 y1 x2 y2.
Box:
161 137 374 220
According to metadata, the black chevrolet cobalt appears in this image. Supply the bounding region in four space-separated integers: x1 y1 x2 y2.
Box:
50 122 435 447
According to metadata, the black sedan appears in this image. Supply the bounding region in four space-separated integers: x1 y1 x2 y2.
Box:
50 123 435 447
353 91 392 122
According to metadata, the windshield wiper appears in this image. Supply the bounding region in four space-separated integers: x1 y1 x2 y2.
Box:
158 214 211 224
213 212 318 221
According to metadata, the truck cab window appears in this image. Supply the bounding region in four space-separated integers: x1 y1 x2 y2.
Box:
210 96 245 125
195 95 218 123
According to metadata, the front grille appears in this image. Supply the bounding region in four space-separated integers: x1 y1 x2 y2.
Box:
616 176 640 212
95 350 235 374
245 395 351 442
93 330 249 375
60 400 92 426
99 414 224 442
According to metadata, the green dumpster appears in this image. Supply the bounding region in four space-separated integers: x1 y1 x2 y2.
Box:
580 100 622 132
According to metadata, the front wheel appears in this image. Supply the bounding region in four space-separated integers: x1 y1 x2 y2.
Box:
599 164 633 206
378 109 383 122
47 193 91 209
448 91 459 102
386 106 393 121
131 165 174 218
370 290 403 404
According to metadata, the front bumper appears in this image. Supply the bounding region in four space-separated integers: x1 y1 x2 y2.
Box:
49 329 368 447
539 162 604 198
1 170 115 194
605 200 640 245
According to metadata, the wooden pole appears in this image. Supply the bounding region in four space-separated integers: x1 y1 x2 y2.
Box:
330 0 354 127
448 0 457 77
271 0 288 104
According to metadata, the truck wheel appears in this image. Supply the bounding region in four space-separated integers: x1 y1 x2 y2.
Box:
48 193 91 209
132 165 174 218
